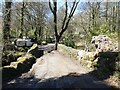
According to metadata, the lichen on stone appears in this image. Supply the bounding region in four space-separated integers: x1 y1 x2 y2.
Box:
27 44 38 53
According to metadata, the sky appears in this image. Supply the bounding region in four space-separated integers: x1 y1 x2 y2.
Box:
0 0 120 16
1 0 120 2
0 0 84 16
0 2 2 16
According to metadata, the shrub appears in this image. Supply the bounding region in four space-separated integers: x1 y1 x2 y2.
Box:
28 29 36 39
62 36 76 48
58 44 78 60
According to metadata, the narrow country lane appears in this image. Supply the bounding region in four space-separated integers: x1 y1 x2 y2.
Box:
3 51 112 89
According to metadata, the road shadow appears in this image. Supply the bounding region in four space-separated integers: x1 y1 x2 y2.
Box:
2 72 119 89
90 51 119 80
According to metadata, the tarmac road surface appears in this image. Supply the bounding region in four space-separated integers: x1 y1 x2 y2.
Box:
3 51 113 89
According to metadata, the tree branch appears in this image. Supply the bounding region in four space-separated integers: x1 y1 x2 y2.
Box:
70 0 80 18
69 0 76 17
59 0 80 37
62 0 68 30
49 0 54 14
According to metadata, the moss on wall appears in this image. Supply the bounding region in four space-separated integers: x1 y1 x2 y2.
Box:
2 53 36 82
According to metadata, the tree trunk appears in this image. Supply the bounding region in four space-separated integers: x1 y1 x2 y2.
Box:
49 0 80 50
20 2 25 38
118 2 120 51
3 1 12 50
55 41 58 50
106 1 108 22
55 36 60 50
54 1 58 50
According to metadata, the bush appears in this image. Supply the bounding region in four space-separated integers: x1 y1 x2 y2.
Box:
58 44 78 60
45 36 55 44
62 36 76 48
91 24 117 39
28 29 36 39
37 37 42 45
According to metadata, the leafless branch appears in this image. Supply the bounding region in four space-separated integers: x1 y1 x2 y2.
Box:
49 0 54 14
62 0 68 29
59 0 80 37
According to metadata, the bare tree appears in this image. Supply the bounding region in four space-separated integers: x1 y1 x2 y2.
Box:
10 2 48 42
49 0 80 50
19 2 27 38
105 0 108 22
3 0 12 50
